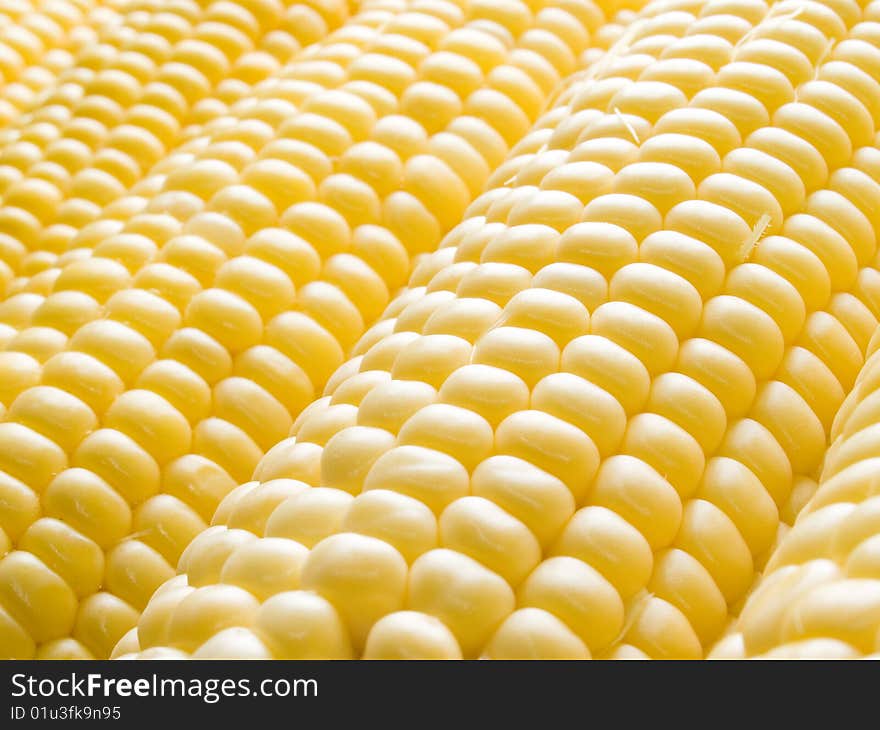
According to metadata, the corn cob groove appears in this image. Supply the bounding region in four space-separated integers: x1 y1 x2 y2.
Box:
0 0 635 659
107 0 880 660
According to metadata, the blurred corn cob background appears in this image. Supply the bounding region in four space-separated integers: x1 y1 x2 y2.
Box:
1 0 880 660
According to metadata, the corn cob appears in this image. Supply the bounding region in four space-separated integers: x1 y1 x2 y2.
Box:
117 0 880 660
0 0 631 660
5 0 877 662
